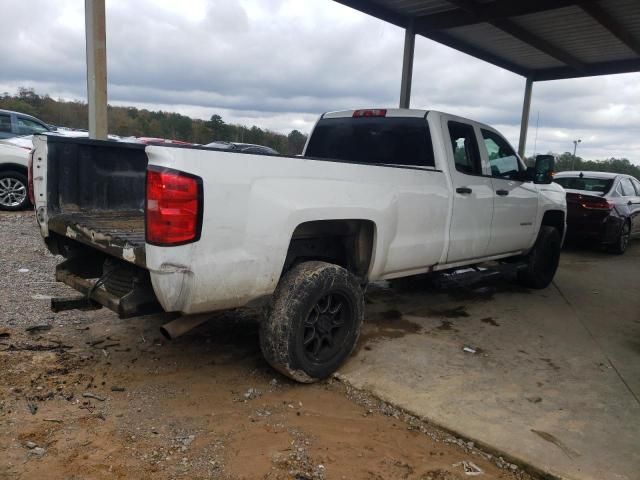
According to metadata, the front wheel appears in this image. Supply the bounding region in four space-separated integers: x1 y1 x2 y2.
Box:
0 170 30 211
517 226 561 289
260 261 364 383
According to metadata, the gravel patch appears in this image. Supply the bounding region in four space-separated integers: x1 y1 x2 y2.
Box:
0 212 88 328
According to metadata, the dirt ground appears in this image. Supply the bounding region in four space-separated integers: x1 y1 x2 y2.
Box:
0 212 535 480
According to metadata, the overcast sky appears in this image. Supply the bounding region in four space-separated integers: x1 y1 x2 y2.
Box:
1 0 639 161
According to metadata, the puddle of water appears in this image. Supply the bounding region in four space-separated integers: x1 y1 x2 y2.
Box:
357 311 423 353
428 306 469 318
480 317 500 327
436 320 455 331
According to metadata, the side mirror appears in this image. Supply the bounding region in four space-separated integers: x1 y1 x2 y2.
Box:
534 155 555 184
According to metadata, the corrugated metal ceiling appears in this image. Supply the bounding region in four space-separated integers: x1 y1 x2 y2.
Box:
334 0 640 80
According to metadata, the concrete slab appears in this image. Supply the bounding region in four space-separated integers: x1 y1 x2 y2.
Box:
340 243 640 480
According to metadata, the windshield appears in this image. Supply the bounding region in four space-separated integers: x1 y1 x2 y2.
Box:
305 117 435 167
554 176 614 194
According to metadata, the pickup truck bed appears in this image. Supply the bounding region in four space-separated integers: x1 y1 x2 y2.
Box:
39 137 148 267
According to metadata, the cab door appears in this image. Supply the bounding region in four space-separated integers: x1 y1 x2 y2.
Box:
480 129 538 255
444 120 494 263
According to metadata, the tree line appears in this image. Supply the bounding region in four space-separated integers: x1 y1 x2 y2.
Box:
0 88 308 155
2 88 638 177
527 152 640 179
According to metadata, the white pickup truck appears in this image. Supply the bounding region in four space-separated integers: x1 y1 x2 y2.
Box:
32 109 566 382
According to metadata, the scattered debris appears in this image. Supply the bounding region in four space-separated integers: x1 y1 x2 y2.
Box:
43 418 63 423
18 268 30 273
31 294 52 300
25 324 52 333
82 392 106 402
25 441 38 449
111 386 126 392
243 388 262 400
454 460 484 476
463 346 477 354
26 399 38 415
31 447 47 456
6 342 71 352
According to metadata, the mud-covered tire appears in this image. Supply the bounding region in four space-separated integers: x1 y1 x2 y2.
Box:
0 170 30 211
607 220 630 255
260 261 364 383
517 226 561 289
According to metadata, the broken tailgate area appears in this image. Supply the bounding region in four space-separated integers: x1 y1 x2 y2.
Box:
42 136 161 318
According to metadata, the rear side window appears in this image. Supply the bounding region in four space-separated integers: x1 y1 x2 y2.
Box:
448 121 481 175
619 178 636 196
0 114 10 133
17 117 49 135
305 117 435 167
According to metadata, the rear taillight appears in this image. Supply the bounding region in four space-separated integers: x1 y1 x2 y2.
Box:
353 109 387 118
580 197 612 210
27 150 35 205
146 167 202 246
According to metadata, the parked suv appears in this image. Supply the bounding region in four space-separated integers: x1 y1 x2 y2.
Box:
0 136 32 210
0 109 53 139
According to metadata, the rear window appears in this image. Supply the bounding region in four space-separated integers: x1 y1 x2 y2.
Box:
305 117 435 167
554 176 614 194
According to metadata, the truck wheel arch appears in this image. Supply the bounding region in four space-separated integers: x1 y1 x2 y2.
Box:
282 219 376 282
540 210 565 238
0 163 28 175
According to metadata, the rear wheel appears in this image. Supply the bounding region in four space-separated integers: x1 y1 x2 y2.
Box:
0 170 30 211
608 220 631 255
517 226 561 289
260 261 364 383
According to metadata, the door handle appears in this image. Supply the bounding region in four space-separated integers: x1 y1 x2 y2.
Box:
456 187 472 195
496 189 509 196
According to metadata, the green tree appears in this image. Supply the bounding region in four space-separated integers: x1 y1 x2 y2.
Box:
287 130 307 155
0 87 311 155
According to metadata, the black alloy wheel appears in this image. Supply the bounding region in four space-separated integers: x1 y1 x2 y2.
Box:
302 292 353 365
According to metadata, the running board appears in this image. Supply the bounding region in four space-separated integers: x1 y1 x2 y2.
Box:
433 261 527 289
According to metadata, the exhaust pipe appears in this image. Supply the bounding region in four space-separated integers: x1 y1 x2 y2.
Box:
160 314 212 340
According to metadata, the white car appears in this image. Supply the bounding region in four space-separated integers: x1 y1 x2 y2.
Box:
33 108 566 382
0 137 32 210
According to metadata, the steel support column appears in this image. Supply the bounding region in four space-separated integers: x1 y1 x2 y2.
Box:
399 20 416 109
518 76 533 158
85 0 108 140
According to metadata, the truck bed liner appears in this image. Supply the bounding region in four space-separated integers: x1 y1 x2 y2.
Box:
48 211 146 267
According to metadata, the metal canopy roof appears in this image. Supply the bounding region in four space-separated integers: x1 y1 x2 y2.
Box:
334 0 640 81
